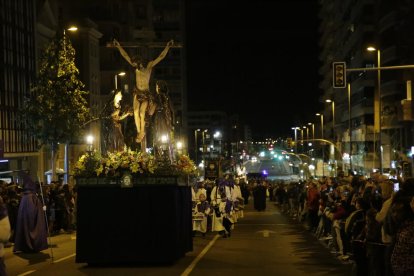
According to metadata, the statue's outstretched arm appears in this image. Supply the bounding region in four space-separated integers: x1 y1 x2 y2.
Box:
113 39 135 67
119 112 132 121
148 40 174 68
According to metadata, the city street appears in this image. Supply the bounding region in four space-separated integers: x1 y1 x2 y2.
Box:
6 200 353 276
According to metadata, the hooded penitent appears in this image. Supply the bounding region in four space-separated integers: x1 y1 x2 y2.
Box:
13 173 48 253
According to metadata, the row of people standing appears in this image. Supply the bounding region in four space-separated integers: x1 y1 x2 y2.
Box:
288 173 414 276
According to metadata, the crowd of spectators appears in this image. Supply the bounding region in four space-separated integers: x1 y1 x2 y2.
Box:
272 171 414 276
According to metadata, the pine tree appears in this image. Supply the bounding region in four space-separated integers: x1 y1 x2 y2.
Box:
22 33 90 181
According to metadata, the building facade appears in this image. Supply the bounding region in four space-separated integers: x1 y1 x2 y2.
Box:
0 0 38 181
319 0 414 176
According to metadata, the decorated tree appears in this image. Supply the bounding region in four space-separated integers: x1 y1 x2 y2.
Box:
22 33 90 181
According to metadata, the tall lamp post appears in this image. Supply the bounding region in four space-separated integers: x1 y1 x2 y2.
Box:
347 83 353 172
202 129 208 165
325 99 336 173
213 130 222 156
63 26 78 184
316 113 324 140
325 99 335 139
291 127 300 153
308 122 315 156
303 125 309 152
316 113 324 177
367 46 382 173
114 71 126 91
299 128 304 152
303 126 309 141
194 129 201 165
308 122 315 142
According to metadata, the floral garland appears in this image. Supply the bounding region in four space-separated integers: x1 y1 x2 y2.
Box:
72 149 197 178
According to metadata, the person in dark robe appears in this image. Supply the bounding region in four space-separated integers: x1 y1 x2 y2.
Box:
240 179 250 205
253 181 267 211
13 174 48 253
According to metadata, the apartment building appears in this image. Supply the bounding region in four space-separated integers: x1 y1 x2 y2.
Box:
319 0 414 176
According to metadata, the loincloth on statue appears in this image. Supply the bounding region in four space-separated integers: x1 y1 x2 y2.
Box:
133 87 154 104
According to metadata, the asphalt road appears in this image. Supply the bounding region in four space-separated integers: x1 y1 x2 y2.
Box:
5 199 353 276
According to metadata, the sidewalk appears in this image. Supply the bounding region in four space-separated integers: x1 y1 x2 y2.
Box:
274 201 354 265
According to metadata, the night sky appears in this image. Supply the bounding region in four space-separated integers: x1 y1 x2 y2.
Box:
186 0 322 139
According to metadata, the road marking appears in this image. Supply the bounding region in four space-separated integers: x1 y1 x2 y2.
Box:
256 229 276 237
18 270 36 276
53 253 76 263
181 234 220 276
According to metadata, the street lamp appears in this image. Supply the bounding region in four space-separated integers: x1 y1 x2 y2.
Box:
347 83 353 171
86 134 94 154
62 25 78 184
316 113 324 177
303 126 309 141
308 122 315 143
300 127 304 144
367 46 382 173
325 99 335 139
67 26 78 32
201 129 208 164
291 127 300 153
194 129 201 165
316 113 324 139
176 141 183 155
213 130 222 156
114 71 126 91
303 126 309 153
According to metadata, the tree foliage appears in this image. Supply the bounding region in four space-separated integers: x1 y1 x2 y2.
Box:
22 34 90 147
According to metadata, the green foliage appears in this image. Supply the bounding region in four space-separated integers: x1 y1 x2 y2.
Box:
21 34 90 146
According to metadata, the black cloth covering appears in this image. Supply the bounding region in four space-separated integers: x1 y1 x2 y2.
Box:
76 183 193 265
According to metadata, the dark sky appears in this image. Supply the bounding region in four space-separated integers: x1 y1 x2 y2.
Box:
186 0 323 139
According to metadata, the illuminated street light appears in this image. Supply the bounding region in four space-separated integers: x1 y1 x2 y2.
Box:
303 126 309 152
194 129 201 165
67 26 78 32
308 122 315 144
316 113 324 177
367 45 382 173
291 127 300 153
176 141 183 155
63 24 79 184
86 135 94 154
325 99 335 139
114 71 126 91
315 113 324 139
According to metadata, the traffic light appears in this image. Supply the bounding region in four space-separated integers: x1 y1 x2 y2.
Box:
333 62 346 88
287 138 292 148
